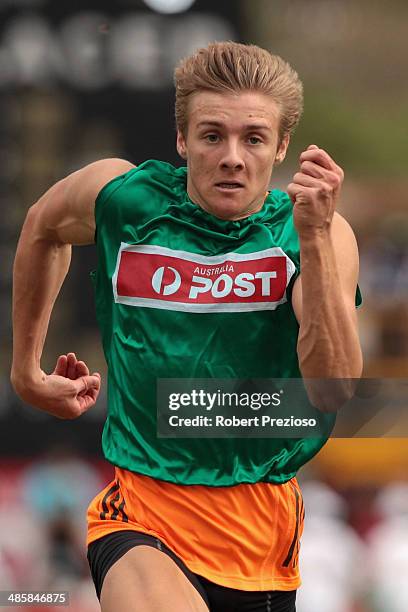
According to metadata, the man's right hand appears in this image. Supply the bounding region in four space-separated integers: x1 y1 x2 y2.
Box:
12 352 101 419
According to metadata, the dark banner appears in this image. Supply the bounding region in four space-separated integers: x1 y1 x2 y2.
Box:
1 379 408 457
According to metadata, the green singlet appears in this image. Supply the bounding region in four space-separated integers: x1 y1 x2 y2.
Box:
93 159 337 486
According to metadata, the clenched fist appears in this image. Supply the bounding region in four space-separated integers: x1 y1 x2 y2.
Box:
12 352 102 420
287 145 344 237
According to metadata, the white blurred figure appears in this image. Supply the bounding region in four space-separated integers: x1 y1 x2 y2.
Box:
0 466 50 590
297 480 367 612
367 482 408 612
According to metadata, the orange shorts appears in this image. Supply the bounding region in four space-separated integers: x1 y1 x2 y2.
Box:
87 467 304 591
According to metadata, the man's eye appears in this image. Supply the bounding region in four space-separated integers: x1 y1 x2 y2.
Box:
205 134 219 143
248 136 262 145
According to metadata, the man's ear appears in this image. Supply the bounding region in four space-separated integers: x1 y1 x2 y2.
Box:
176 130 188 160
275 133 290 165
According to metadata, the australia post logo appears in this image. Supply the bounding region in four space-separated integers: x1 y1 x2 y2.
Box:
113 244 296 313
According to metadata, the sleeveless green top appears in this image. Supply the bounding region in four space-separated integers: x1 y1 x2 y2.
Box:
93 159 334 485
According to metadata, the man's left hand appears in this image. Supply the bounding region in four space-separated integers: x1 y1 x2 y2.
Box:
287 145 344 238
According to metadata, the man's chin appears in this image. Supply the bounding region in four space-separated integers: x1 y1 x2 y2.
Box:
200 196 251 221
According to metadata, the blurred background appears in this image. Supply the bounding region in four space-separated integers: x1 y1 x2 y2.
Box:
1 0 407 610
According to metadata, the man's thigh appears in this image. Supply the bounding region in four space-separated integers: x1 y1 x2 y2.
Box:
100 545 209 612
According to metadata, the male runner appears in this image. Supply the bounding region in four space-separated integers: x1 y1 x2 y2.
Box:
11 42 362 612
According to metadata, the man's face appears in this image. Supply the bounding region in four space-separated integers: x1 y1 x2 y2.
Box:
177 90 290 221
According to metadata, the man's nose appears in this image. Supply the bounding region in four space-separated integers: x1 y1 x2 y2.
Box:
220 140 245 170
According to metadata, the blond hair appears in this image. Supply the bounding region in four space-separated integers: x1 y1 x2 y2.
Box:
174 41 303 143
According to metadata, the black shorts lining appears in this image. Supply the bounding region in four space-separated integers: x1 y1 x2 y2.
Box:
87 530 296 611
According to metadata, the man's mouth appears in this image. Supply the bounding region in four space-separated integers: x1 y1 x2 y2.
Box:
215 182 244 190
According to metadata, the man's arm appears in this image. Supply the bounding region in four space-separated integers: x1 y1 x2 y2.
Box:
288 145 363 412
11 158 135 418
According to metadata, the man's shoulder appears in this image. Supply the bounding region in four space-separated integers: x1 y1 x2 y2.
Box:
81 158 136 185
94 159 187 225
66 158 136 207
108 159 188 201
